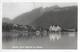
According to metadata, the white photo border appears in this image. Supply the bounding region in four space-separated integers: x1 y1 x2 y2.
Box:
0 0 79 52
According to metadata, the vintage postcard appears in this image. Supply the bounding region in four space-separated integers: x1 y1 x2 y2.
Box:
2 1 78 49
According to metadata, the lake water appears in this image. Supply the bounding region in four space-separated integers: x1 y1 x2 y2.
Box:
2 32 77 49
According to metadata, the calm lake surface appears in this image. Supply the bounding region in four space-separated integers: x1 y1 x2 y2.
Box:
2 32 77 49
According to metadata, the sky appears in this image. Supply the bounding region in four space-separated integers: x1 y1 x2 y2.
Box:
3 2 77 19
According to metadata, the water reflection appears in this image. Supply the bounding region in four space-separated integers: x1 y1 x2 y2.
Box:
2 32 77 49
2 31 77 42
68 32 76 37
48 32 61 40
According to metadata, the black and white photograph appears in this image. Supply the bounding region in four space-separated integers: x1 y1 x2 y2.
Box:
2 2 78 49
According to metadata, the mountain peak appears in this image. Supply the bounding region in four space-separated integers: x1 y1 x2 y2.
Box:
44 5 60 12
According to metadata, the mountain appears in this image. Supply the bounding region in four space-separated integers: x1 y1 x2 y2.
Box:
12 7 44 25
31 6 77 29
2 17 11 23
12 5 60 25
12 5 77 29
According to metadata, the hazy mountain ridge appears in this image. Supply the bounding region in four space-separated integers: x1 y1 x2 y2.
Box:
2 17 12 23
12 7 44 25
12 5 63 25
